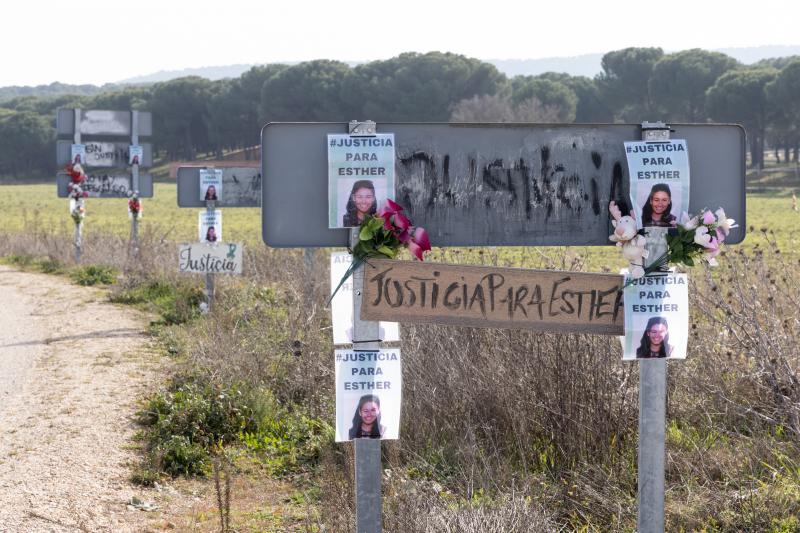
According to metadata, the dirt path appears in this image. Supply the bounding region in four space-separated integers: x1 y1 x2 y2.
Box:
0 265 165 532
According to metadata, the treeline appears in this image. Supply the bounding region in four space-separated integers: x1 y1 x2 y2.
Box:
1 49 799 180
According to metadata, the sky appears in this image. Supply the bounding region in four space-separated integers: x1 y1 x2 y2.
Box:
3 0 799 87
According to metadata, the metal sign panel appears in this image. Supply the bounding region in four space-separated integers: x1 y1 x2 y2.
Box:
56 109 153 137
261 122 746 248
176 167 261 207
360 259 624 335
56 172 154 198
57 141 153 168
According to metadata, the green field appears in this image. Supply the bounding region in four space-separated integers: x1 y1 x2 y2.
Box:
0 182 798 265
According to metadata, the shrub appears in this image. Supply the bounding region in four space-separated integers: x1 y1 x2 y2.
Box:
70 264 118 286
111 278 204 325
137 375 330 478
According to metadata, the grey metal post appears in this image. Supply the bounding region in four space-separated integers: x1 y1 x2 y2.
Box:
73 108 82 264
351 227 382 533
637 122 669 533
205 199 216 312
130 110 140 258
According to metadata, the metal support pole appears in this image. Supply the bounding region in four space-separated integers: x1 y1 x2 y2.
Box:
351 228 382 533
637 121 670 533
130 110 140 258
205 199 216 312
73 108 82 264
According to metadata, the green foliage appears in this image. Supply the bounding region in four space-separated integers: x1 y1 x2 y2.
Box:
261 60 353 122
69 264 118 286
346 52 506 121
597 47 664 121
138 376 329 478
649 48 739 121
110 278 203 325
510 75 578 122
239 391 332 476
0 110 54 178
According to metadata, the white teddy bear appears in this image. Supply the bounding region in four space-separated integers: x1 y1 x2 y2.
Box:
609 201 649 279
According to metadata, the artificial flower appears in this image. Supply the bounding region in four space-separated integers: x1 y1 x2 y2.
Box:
714 207 737 236
678 211 699 230
330 200 431 303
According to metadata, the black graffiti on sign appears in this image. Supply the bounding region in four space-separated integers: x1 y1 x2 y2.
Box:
84 174 132 196
84 143 130 167
396 145 624 223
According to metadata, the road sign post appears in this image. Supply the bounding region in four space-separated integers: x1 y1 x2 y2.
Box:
131 110 141 258
73 108 83 263
637 122 670 533
260 121 747 531
176 166 255 312
350 228 383 533
56 108 153 264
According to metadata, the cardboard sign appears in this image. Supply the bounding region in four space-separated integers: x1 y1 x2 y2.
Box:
360 259 624 335
622 272 688 360
335 348 401 442
625 140 690 229
198 210 222 243
178 242 243 274
330 252 399 345
328 134 395 228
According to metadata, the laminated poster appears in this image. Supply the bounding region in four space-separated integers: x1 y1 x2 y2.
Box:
198 210 222 243
327 133 395 229
622 272 689 360
335 348 401 442
624 139 690 230
200 168 223 202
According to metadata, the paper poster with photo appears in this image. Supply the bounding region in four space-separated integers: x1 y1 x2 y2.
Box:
330 251 400 345
327 133 395 228
198 210 222 243
71 144 86 165
622 272 689 360
199 168 223 202
335 348 401 442
129 145 144 166
624 140 690 229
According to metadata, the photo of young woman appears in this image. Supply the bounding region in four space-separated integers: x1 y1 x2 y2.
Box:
635 316 674 359
342 180 377 227
640 183 679 228
348 394 386 439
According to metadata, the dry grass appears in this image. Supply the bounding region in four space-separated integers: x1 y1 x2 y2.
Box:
1 214 798 531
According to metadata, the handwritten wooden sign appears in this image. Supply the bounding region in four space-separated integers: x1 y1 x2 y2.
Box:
360 259 624 335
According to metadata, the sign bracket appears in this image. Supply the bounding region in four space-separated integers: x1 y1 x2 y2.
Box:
641 121 673 143
348 120 377 137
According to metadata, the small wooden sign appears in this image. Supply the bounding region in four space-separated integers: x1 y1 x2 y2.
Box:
361 259 624 335
178 242 243 274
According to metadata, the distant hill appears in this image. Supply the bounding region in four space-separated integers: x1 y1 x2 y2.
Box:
116 45 800 84
117 64 257 84
2 46 799 96
489 45 800 78
0 82 121 101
